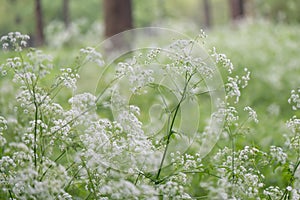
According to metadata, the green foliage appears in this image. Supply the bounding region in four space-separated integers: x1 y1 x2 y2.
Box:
0 0 33 34
1 21 300 199
0 0 101 38
255 0 300 24
1 0 300 44
207 20 300 129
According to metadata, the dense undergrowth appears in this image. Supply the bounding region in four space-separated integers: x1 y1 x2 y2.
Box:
0 22 300 199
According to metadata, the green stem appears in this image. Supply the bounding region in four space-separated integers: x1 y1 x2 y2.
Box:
280 159 300 200
155 102 181 182
33 88 38 169
39 150 66 181
155 72 192 183
2 172 14 199
231 131 235 183
81 158 97 199
64 164 82 191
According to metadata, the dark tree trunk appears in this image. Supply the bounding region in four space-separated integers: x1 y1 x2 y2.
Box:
103 0 133 51
34 0 44 46
63 0 70 28
203 0 212 28
229 0 245 20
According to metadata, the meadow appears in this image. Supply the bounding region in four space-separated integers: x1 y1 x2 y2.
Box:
0 20 300 199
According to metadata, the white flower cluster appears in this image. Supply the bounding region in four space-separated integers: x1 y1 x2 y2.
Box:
99 179 155 199
226 76 241 103
26 50 53 77
210 47 234 74
4 30 300 199
269 146 287 164
16 86 52 115
115 61 154 93
198 29 208 39
224 105 239 126
203 146 268 199
145 48 161 64
0 116 7 147
158 172 192 199
241 68 251 88
80 47 104 67
263 186 283 199
225 68 251 104
4 57 22 72
167 39 214 79
287 116 300 135
2 49 53 88
0 141 71 199
69 92 97 114
288 89 300 110
78 108 159 198
170 151 203 172
58 67 80 90
0 116 8 131
285 116 300 150
244 106 259 123
210 47 251 104
0 32 30 51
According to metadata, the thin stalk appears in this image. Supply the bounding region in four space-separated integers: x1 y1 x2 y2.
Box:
134 172 142 185
155 72 192 183
39 150 66 181
84 192 92 200
250 159 272 200
231 131 236 183
226 118 251 183
81 158 97 199
2 173 14 199
280 159 300 200
33 87 38 169
64 164 83 191
155 102 180 182
8 189 13 199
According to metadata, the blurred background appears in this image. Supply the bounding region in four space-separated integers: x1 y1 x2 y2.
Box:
1 0 300 47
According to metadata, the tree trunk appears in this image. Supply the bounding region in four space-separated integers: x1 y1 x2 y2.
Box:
203 0 212 28
34 0 44 46
103 0 133 51
229 0 244 20
63 0 70 28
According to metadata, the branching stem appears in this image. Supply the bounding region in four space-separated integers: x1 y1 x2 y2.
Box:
155 72 192 183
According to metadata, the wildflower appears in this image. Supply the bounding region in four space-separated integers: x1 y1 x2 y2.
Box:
288 89 300 110
58 67 80 90
80 47 104 67
244 106 259 123
241 68 251 88
0 116 8 131
199 29 207 39
226 76 241 103
0 32 30 51
263 186 283 198
115 60 154 93
210 47 234 74
269 146 287 164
